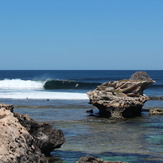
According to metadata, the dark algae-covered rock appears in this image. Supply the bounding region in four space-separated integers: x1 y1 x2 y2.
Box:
149 108 163 115
87 71 154 119
0 103 65 163
76 156 128 163
14 113 65 156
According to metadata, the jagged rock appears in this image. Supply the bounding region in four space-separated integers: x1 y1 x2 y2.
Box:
149 108 163 115
87 71 154 119
0 106 47 163
0 103 14 112
76 156 128 163
130 71 154 82
14 113 65 156
0 104 65 163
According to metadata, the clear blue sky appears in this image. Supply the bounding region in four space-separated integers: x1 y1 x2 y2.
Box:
0 0 163 70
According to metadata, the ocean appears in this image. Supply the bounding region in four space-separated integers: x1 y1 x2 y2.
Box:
0 70 162 163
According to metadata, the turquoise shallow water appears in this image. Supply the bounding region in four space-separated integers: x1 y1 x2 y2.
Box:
51 116 163 163
2 99 160 163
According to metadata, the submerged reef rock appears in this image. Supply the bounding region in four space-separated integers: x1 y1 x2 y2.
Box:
87 71 154 119
76 156 128 163
149 108 163 115
0 103 65 163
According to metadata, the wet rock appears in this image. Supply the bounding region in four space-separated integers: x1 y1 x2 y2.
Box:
87 71 154 119
149 108 163 115
14 113 65 156
0 104 65 162
76 156 128 163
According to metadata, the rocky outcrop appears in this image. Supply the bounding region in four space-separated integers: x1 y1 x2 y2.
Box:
87 72 154 119
149 108 163 115
14 113 65 156
76 156 128 163
0 103 65 163
0 103 14 111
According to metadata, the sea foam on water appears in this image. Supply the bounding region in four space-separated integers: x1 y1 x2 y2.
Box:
0 79 43 90
0 91 88 100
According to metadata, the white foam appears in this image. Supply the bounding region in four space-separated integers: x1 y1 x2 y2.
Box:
0 79 43 90
0 90 89 100
0 79 89 100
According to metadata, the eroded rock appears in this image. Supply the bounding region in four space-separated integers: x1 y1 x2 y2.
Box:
14 113 65 156
149 108 163 115
0 107 48 163
87 71 154 119
76 156 128 163
0 104 65 163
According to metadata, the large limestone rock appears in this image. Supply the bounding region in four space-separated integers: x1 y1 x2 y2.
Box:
0 103 65 163
0 105 47 163
87 72 154 119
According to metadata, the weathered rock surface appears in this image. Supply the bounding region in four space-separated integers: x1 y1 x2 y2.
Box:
87 71 154 119
149 108 163 115
14 113 65 156
76 156 128 163
0 103 14 111
0 103 65 163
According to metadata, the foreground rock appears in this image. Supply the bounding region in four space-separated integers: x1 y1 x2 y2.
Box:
149 108 163 115
14 113 65 156
0 103 65 163
76 156 128 163
87 72 154 119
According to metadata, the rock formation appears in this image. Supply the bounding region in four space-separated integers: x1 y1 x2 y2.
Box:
149 108 163 115
76 156 128 163
87 71 154 119
0 103 65 163
14 113 65 156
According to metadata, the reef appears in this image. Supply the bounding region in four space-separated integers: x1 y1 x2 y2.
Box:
148 108 163 115
76 156 128 163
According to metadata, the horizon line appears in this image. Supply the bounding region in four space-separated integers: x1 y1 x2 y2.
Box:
0 69 163 71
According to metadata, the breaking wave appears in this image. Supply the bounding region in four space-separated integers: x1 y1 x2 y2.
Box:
0 79 100 90
0 79 43 90
43 79 100 90
1 79 161 91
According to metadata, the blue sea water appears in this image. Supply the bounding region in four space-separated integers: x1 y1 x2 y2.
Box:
0 70 162 163
0 70 163 99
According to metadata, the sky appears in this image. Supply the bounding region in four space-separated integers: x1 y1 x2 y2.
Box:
0 0 163 70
